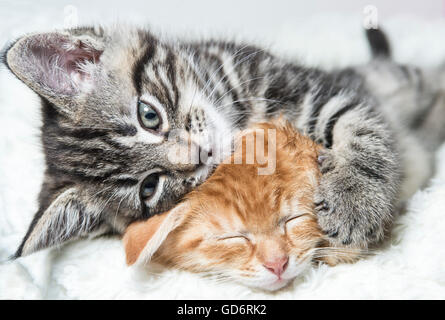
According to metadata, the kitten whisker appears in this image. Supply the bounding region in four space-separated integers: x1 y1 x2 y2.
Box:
315 246 377 254
112 189 132 228
217 97 285 110
206 49 265 101
90 185 114 198
213 76 267 106
200 44 251 96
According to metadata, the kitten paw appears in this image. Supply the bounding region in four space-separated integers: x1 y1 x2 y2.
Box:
314 165 389 248
317 149 336 174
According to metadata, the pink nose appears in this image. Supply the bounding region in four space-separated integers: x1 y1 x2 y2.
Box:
263 256 289 277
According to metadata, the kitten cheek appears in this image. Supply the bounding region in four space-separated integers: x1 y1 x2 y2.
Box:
201 242 251 265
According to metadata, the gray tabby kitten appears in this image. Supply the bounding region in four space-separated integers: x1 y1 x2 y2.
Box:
3 26 445 257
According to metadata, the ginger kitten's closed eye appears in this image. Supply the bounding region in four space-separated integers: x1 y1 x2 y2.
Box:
124 120 355 291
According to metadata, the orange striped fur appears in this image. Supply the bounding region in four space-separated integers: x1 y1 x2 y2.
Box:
124 120 353 290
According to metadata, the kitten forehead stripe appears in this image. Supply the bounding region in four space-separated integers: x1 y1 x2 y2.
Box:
133 33 158 95
165 49 180 106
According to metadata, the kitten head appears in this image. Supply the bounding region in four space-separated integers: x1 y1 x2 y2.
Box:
124 121 324 291
3 26 232 256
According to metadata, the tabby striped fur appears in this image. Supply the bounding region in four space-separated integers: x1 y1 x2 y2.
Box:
3 26 445 256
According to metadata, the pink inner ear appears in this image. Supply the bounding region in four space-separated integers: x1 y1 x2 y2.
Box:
28 34 102 95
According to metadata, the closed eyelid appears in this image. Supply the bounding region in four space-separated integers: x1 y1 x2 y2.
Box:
215 233 250 241
279 214 308 225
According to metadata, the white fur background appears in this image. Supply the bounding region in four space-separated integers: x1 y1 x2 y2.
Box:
1 0 445 299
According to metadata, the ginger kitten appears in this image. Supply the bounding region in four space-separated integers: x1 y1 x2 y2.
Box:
123 121 356 291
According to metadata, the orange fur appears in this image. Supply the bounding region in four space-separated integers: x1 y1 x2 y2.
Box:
124 213 168 265
123 120 356 290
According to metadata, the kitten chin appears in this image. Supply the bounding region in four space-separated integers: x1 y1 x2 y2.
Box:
124 119 354 291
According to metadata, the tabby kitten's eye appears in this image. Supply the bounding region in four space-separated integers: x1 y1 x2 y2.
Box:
138 100 161 131
140 173 160 204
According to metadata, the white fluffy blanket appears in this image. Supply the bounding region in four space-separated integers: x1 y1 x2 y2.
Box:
1 2 445 299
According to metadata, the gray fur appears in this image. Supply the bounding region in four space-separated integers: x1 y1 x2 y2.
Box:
3 26 445 256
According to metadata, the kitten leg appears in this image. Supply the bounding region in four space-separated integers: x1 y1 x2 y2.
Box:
312 104 401 248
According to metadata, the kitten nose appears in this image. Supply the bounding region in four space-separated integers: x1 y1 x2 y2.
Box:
263 256 289 277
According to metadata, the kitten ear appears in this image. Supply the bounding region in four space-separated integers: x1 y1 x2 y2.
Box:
123 202 190 266
14 187 104 257
4 31 103 109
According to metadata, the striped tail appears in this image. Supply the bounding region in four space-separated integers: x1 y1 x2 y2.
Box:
365 28 391 58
